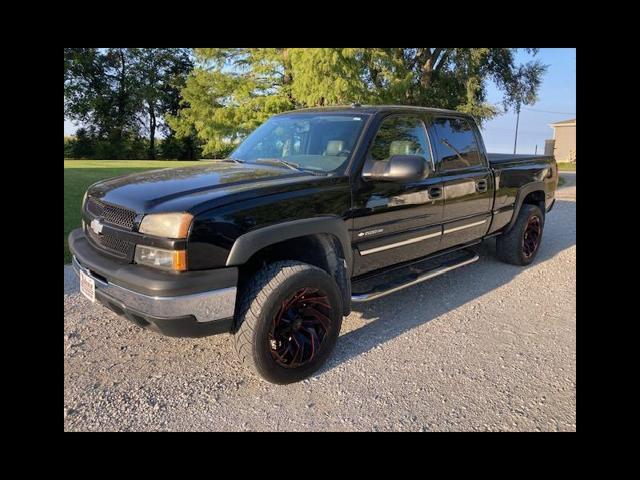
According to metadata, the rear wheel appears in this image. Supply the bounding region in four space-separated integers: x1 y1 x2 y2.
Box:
496 204 545 266
233 261 343 384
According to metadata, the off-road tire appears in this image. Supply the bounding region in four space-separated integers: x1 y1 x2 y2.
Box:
496 204 545 266
233 261 343 384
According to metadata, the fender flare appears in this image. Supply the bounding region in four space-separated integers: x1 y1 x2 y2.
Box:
225 216 353 275
503 181 546 234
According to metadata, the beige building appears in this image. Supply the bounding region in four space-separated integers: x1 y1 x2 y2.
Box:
546 118 576 162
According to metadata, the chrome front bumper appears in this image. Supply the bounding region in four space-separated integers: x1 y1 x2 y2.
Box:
72 255 237 326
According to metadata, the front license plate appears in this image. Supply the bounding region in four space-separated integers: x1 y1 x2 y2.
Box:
79 270 95 303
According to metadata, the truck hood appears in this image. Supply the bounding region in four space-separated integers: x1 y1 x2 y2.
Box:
88 161 320 214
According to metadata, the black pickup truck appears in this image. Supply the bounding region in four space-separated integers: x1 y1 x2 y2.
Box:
69 105 557 384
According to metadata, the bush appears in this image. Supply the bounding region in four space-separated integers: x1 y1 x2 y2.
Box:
65 128 96 158
201 143 235 160
64 129 207 160
160 134 203 160
64 137 75 158
90 135 148 160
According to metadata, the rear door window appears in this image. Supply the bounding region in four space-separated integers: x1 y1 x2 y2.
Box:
432 117 483 171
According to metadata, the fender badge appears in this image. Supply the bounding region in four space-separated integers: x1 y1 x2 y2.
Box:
358 228 384 237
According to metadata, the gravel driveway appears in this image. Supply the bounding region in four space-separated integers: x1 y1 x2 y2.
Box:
558 171 576 191
64 179 576 432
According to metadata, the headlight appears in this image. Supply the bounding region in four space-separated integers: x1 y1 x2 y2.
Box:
138 213 193 238
134 245 187 271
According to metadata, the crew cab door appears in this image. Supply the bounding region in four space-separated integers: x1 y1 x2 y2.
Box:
429 115 493 249
351 114 444 276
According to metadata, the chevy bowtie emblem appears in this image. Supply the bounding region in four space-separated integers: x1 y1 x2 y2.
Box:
90 218 104 235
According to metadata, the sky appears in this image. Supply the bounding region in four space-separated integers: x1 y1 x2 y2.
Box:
480 48 576 154
64 48 576 155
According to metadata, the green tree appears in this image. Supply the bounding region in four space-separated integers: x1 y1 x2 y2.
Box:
64 48 140 152
169 48 546 155
131 48 193 158
64 48 194 159
167 48 295 155
290 48 547 124
159 133 202 160
70 128 96 158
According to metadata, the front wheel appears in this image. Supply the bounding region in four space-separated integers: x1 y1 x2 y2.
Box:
233 261 343 384
496 204 545 266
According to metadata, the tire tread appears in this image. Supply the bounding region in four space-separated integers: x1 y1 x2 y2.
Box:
233 261 337 380
496 204 544 266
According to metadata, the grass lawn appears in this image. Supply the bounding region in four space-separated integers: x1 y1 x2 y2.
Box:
64 159 204 264
557 162 576 171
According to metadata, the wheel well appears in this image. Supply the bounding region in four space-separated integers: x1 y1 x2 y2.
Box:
236 233 351 315
522 190 545 212
501 189 546 236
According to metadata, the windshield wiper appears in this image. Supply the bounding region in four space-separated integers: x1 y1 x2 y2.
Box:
253 158 303 171
226 157 245 164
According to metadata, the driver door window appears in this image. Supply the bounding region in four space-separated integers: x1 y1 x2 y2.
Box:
369 115 432 168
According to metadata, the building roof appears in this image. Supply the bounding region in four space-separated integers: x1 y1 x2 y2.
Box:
550 118 576 127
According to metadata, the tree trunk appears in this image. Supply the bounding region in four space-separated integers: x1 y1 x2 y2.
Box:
149 103 156 159
420 50 436 88
187 138 194 160
420 48 449 89
116 48 127 158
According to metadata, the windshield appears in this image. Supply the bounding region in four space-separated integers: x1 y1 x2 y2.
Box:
230 113 369 173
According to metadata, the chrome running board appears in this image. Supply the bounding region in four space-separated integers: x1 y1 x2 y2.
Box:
351 250 479 303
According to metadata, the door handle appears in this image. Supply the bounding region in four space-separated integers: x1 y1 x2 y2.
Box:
428 186 442 199
476 180 488 192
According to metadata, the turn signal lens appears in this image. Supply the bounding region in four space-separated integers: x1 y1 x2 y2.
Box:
173 250 187 271
134 246 187 271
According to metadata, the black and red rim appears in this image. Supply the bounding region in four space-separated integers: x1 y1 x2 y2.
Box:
268 287 333 369
523 215 542 258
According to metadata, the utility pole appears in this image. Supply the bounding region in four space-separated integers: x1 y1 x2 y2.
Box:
535 144 538 155
513 103 521 154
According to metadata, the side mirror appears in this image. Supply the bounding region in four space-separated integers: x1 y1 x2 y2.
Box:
362 155 428 182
